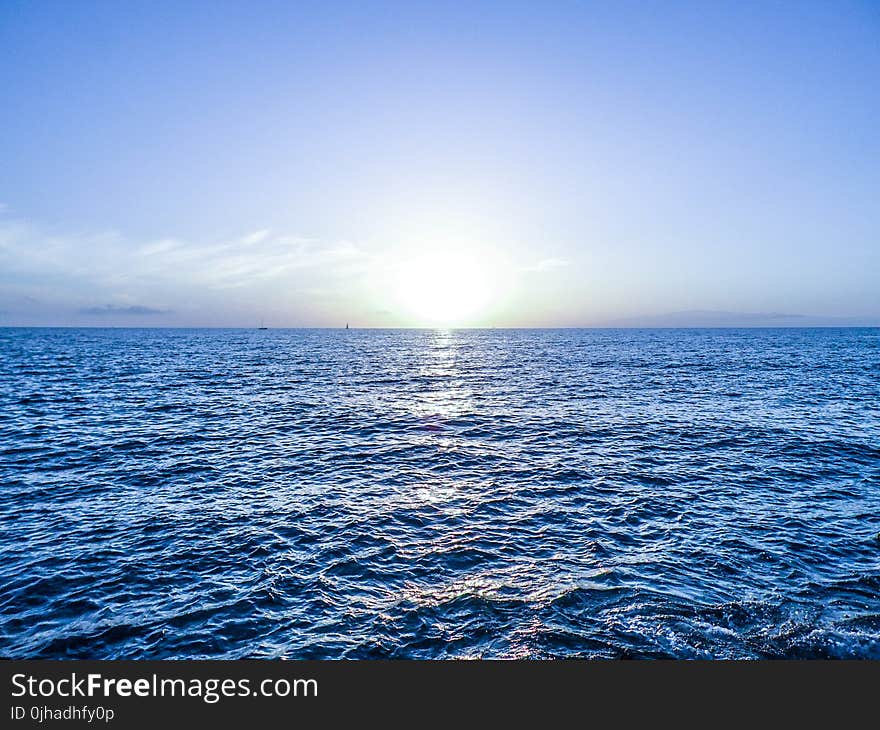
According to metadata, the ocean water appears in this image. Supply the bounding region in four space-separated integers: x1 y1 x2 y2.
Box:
1 327 879 659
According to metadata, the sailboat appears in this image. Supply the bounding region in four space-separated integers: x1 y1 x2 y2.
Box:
345 323 349 330
258 319 268 330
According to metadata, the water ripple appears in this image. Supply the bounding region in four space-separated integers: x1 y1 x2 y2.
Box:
1 327 878 658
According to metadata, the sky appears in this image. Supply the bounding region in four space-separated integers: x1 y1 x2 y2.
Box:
1 0 878 327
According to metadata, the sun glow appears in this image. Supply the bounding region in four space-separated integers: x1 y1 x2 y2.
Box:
394 251 497 326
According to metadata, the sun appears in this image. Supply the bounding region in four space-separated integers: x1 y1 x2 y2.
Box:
394 251 495 326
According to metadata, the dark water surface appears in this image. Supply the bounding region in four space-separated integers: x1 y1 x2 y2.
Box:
1 327 879 658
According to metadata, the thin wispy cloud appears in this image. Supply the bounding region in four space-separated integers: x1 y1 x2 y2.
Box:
521 257 568 273
1 218 366 283
0 215 372 324
79 304 171 316
239 229 271 246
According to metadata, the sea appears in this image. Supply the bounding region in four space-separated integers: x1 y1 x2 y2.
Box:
1 327 878 659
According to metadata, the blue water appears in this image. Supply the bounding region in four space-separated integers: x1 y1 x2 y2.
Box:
1 327 879 659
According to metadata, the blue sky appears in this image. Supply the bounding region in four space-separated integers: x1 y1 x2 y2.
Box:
1 1 878 326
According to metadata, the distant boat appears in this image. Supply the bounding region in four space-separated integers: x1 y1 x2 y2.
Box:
345 323 349 330
258 319 268 330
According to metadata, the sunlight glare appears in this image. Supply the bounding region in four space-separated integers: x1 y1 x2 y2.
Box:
395 251 496 326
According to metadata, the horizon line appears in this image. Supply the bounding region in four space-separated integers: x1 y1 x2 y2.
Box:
2 324 879 331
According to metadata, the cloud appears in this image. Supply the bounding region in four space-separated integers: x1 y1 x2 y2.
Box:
239 229 270 246
79 304 171 316
138 238 180 256
0 219 368 291
0 215 373 324
522 257 568 273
